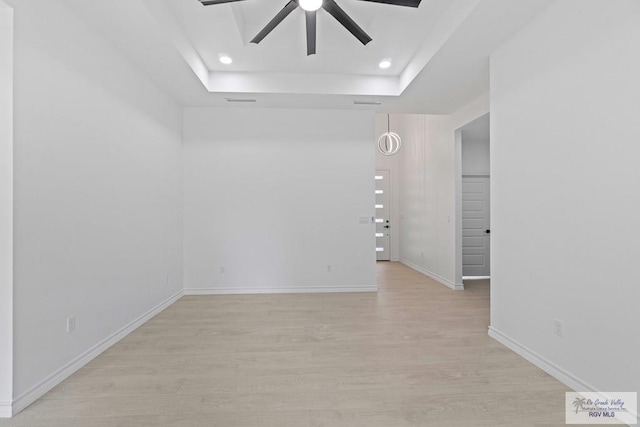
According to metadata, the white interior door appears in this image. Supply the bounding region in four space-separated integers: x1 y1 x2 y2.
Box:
375 171 390 261
462 176 490 276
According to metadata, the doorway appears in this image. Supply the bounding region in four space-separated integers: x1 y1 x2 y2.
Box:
462 176 490 276
375 170 390 261
455 113 490 282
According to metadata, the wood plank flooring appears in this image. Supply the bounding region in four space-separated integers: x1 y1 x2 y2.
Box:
1 262 570 426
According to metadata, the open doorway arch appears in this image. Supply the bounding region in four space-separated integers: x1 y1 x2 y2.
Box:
455 113 490 286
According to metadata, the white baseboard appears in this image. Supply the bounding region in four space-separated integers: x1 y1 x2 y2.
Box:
0 402 11 418
488 327 639 423
488 326 594 391
184 286 377 295
400 260 464 290
11 289 184 417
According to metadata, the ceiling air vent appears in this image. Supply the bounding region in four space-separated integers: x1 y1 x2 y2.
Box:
354 100 382 106
225 98 257 103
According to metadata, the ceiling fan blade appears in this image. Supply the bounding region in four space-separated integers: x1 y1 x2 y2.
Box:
199 0 247 5
250 1 298 44
357 0 421 7
322 0 372 46
305 10 317 56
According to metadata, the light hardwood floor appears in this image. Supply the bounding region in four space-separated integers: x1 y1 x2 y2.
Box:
1 262 571 426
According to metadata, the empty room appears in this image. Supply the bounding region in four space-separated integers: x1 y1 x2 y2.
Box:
1 0 638 426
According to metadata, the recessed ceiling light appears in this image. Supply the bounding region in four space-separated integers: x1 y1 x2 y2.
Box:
219 55 232 65
378 59 392 69
299 0 323 12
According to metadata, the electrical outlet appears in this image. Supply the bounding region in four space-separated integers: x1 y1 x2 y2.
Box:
66 315 76 333
553 319 563 337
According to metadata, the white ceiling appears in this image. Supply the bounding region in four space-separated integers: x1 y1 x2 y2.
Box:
173 0 438 76
64 0 555 113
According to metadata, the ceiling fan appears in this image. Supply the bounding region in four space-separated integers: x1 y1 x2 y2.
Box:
198 0 421 56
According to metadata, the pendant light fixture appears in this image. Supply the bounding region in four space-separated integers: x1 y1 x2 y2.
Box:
377 113 402 156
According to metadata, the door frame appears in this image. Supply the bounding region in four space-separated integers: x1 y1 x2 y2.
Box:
454 112 491 287
455 129 463 286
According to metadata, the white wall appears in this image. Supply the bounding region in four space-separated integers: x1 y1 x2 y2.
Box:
183 108 375 293
461 138 490 176
490 0 640 396
9 0 183 408
398 114 456 287
0 2 13 417
375 114 401 261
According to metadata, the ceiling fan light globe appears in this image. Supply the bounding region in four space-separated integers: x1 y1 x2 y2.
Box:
299 0 323 12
